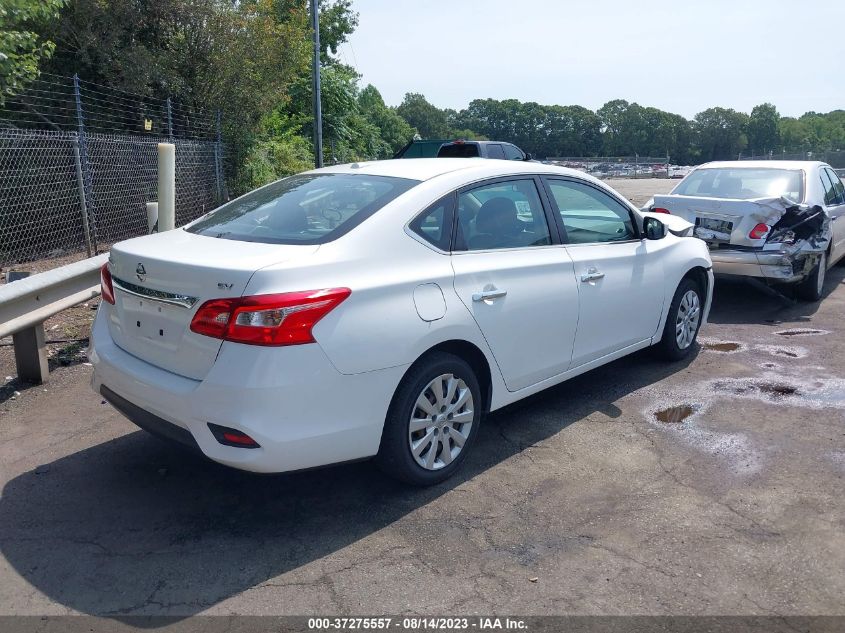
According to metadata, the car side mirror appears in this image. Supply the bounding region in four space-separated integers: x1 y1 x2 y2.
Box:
643 216 667 240
523 153 532 161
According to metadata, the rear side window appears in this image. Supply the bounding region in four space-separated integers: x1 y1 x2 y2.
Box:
455 179 551 251
409 195 455 251
822 168 845 205
503 144 524 160
438 143 479 158
487 144 506 159
186 173 417 244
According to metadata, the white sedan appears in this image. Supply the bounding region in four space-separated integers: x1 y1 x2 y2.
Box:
90 159 713 485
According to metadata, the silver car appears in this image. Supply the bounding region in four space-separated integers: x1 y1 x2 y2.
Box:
643 161 845 301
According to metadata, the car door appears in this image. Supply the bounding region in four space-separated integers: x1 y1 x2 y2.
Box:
451 176 579 392
821 167 845 263
542 176 666 368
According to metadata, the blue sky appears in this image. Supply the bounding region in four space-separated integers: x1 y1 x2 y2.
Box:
343 0 844 119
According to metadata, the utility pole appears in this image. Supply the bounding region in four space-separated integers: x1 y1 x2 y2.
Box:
311 0 324 168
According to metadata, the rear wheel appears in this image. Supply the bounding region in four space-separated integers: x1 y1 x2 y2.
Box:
795 251 826 302
655 277 703 361
376 352 481 486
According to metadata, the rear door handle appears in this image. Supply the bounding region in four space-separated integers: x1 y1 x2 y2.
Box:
472 288 507 302
580 268 605 282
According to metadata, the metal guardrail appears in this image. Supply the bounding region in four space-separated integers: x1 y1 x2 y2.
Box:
0 253 108 382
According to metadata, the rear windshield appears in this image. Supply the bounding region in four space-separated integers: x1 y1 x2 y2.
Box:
438 143 480 158
673 168 803 202
186 173 418 244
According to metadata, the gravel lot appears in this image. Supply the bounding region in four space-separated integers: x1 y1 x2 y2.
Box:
1 178 843 619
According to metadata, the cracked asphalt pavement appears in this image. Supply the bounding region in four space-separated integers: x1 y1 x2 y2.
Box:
0 179 843 618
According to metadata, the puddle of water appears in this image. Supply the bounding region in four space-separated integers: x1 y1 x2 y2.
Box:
774 328 829 337
714 378 799 400
710 373 845 410
757 382 798 398
702 341 742 352
654 404 697 423
753 344 808 359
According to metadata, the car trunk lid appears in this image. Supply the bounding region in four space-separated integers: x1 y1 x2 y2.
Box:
106 230 318 379
652 194 802 248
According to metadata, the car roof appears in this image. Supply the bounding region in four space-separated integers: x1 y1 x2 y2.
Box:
311 158 587 182
696 160 826 171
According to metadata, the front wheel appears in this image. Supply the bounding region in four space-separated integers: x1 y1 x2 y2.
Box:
795 251 826 302
655 278 703 361
376 352 481 486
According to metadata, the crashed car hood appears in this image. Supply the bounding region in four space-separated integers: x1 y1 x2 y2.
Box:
652 194 831 252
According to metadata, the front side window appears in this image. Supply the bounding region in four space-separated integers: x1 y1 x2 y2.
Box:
409 195 454 251
673 168 804 201
455 179 551 251
546 179 636 244
186 173 417 244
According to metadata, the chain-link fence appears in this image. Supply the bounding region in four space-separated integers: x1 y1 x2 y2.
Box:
547 156 675 179
0 74 225 269
739 150 845 168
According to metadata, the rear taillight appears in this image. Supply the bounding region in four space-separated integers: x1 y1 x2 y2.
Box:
190 288 351 346
100 263 115 305
748 223 770 240
652 207 671 214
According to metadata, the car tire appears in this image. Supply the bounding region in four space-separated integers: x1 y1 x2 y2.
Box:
795 251 826 302
376 352 482 486
655 277 703 361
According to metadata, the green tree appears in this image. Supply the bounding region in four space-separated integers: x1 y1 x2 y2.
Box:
358 84 415 156
396 92 450 139
693 107 749 161
747 103 781 154
316 0 358 64
0 0 65 98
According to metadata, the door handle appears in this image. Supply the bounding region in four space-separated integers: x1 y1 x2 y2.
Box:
472 288 507 302
580 268 605 282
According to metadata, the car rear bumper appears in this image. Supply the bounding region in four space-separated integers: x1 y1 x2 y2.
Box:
709 248 806 283
89 306 407 473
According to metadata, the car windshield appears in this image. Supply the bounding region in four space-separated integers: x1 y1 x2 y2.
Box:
186 173 418 244
673 168 803 201
438 143 479 158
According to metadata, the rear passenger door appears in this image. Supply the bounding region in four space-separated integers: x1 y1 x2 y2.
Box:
821 167 845 263
451 177 579 391
542 177 666 368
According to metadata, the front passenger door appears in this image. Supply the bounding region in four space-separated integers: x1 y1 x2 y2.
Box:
543 177 666 368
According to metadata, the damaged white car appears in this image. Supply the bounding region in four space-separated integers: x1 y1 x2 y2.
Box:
643 161 845 301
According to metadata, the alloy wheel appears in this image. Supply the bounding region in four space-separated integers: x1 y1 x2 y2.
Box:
675 289 701 350
408 373 474 471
